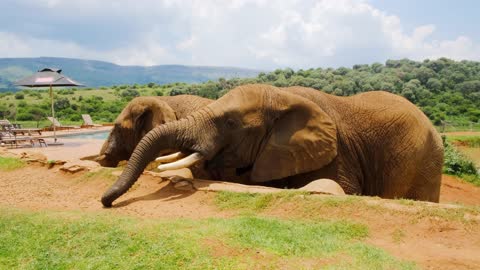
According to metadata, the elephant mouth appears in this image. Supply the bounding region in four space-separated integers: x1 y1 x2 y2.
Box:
235 164 253 176
95 153 120 167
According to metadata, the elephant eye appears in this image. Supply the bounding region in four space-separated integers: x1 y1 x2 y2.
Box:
225 118 238 129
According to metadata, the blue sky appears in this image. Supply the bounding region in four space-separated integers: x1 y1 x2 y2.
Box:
0 0 478 69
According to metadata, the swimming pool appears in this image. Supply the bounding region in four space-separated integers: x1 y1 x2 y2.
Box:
61 131 110 140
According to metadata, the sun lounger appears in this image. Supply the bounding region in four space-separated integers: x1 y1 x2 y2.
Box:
0 132 47 148
81 114 102 128
10 128 42 136
0 120 42 135
47 117 80 130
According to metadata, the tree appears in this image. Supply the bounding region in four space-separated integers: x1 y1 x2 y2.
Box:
120 89 140 100
413 67 435 84
455 80 480 95
371 62 383 73
426 78 443 93
54 97 71 111
29 107 47 127
147 82 156 88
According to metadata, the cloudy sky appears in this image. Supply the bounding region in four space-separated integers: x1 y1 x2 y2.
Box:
0 0 478 69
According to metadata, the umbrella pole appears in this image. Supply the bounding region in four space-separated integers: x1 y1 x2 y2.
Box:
50 85 57 142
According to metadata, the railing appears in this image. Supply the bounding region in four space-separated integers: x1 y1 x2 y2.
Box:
438 121 480 133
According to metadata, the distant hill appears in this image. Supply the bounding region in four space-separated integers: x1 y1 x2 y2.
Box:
0 57 262 91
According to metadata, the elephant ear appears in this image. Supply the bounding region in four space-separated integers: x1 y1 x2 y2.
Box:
251 92 337 182
132 98 177 143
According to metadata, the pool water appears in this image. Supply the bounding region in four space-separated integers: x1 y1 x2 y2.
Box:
62 131 110 140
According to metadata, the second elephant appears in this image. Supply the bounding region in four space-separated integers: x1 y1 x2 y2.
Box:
96 95 212 167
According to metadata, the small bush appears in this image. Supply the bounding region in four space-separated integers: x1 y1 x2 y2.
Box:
443 137 478 176
14 93 24 100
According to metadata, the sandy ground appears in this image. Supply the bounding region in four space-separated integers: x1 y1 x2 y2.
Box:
0 165 479 269
1 134 480 269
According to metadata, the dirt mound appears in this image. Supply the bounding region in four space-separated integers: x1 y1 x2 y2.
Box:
440 175 480 205
0 165 227 219
1 165 479 269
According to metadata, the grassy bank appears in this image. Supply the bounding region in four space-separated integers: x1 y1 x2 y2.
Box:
0 156 25 171
0 207 416 270
443 135 480 186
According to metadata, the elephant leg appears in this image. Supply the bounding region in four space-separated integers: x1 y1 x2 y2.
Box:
381 159 440 202
405 173 441 202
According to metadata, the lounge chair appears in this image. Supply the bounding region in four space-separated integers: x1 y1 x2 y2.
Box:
81 114 102 128
0 131 47 148
47 117 80 130
0 119 42 135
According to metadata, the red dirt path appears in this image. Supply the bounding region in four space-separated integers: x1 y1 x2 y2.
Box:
0 165 479 269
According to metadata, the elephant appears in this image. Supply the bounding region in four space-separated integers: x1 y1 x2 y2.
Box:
101 84 444 207
96 95 212 167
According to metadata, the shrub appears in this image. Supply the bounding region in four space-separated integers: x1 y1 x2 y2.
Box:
14 93 24 99
442 137 478 176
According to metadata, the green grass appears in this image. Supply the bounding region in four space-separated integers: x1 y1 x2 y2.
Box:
447 135 480 147
458 174 480 186
215 191 362 213
79 167 121 184
0 208 415 270
71 89 118 102
14 120 84 129
442 137 480 186
214 191 480 224
0 157 25 171
214 190 309 212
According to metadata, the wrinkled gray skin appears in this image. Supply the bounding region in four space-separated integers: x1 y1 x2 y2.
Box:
96 95 212 167
102 84 444 207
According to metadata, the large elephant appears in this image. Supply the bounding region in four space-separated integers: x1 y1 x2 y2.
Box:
101 84 443 207
96 95 212 167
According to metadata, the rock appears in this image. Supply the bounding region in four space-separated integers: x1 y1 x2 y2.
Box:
60 160 100 173
19 151 48 163
173 179 196 191
299 179 346 195
47 160 67 168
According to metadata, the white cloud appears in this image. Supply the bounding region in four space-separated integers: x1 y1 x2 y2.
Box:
177 36 197 51
0 31 177 66
1 0 478 68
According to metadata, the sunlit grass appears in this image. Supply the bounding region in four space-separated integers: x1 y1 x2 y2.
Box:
0 208 416 270
0 156 25 171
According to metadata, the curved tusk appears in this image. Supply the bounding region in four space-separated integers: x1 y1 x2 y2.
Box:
155 152 185 163
157 152 203 171
95 154 106 161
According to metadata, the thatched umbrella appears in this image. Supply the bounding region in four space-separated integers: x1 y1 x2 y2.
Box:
15 68 84 144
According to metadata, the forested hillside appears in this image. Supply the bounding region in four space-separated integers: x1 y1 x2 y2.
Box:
1 58 479 128
169 58 480 126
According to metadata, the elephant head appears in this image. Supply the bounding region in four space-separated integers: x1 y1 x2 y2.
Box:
96 97 177 167
101 84 338 207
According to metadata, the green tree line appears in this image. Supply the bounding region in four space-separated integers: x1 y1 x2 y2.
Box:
1 58 479 127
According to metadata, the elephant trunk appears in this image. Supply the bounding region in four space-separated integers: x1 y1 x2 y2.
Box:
101 110 208 207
